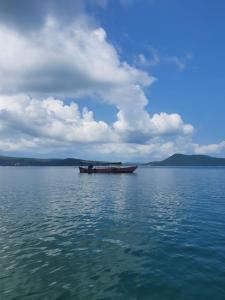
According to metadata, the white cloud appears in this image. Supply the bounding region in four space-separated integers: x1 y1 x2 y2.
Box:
0 17 195 158
93 139 225 161
136 48 193 71
193 141 225 155
0 93 193 152
0 92 223 159
101 85 193 142
0 95 115 144
0 18 151 96
94 141 175 158
0 16 222 160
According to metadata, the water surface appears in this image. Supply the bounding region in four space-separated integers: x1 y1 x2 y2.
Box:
0 167 225 299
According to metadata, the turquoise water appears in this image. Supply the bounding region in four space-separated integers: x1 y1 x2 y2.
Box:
0 167 225 300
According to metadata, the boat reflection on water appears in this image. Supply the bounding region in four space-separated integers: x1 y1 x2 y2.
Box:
79 165 137 174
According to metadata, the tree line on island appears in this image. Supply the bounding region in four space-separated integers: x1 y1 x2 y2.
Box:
147 153 225 166
0 156 121 166
0 153 225 166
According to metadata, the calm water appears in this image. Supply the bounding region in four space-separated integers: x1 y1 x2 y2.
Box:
0 167 225 300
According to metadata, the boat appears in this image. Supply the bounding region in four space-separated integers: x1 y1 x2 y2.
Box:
79 165 137 174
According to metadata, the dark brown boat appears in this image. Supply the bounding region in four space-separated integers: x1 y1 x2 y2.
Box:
79 165 137 174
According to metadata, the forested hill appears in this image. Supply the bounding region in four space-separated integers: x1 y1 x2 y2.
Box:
147 154 225 166
0 156 121 166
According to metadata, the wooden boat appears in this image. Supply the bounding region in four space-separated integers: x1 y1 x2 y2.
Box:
79 165 137 174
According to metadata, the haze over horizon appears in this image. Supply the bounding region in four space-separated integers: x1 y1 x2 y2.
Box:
0 0 224 162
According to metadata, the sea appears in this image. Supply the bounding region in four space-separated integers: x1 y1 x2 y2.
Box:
0 166 225 300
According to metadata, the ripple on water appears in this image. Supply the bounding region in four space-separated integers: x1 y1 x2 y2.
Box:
0 167 225 299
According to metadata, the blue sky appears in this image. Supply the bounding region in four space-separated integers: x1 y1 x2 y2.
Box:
95 0 225 143
0 0 224 161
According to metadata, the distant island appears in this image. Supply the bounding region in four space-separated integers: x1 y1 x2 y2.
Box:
147 153 225 166
0 155 121 167
1 153 225 167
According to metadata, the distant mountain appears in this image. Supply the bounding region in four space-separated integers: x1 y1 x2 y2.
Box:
0 155 121 166
147 153 225 166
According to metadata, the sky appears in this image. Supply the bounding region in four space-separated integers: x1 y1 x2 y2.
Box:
0 0 224 161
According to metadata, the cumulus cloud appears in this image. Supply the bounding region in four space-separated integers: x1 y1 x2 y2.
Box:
0 17 194 155
94 141 175 158
0 4 222 160
100 85 193 142
0 95 115 144
93 139 225 161
193 141 225 155
0 93 193 152
0 19 151 96
0 92 223 159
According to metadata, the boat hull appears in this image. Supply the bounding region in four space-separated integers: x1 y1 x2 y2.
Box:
79 166 137 174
